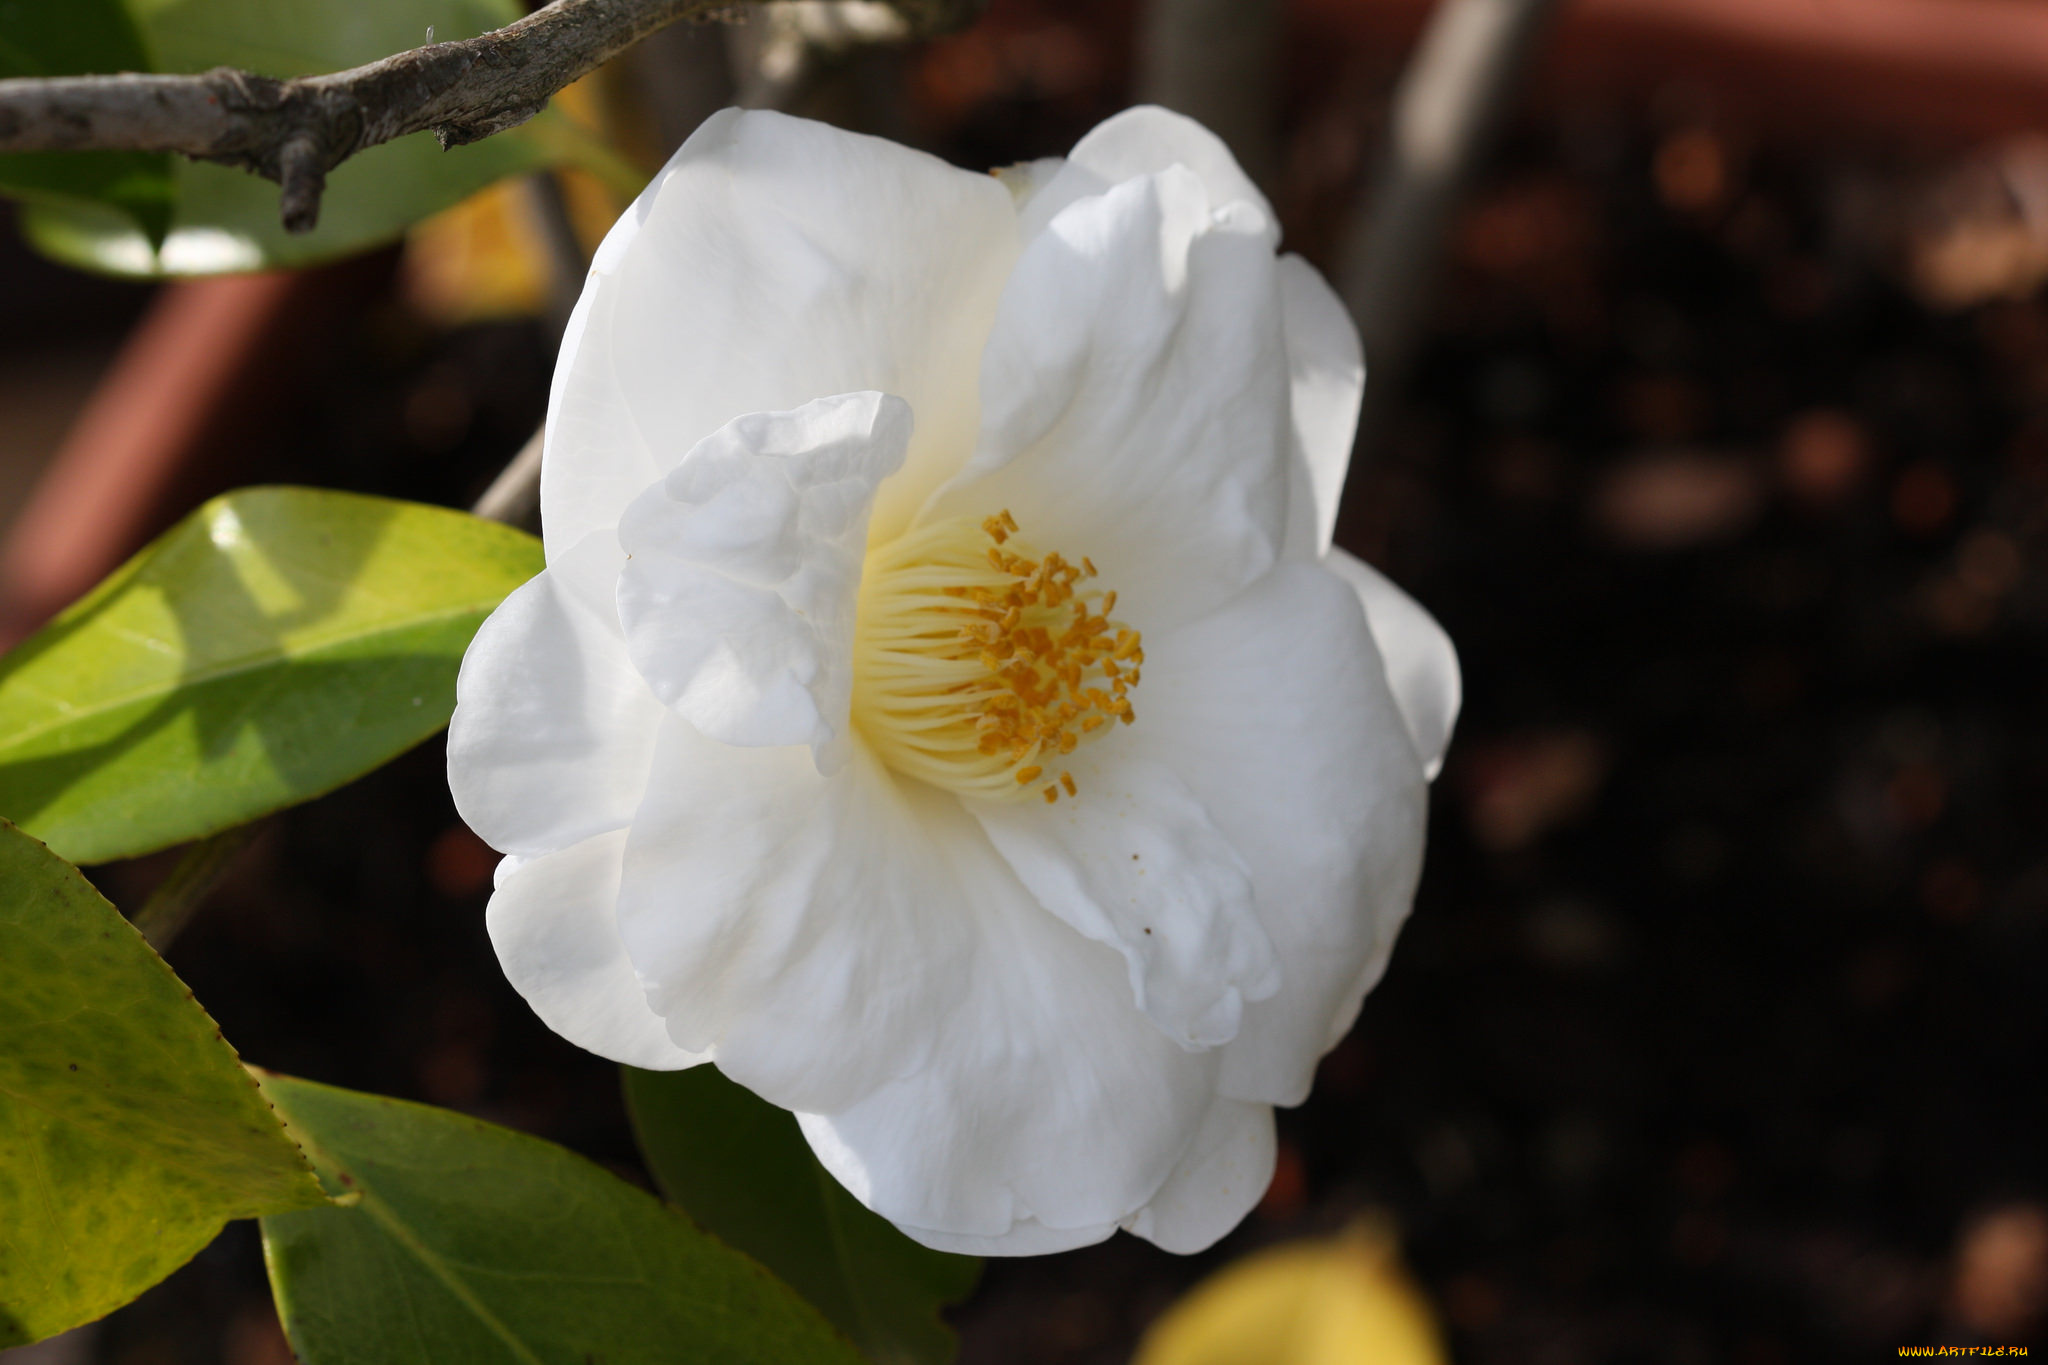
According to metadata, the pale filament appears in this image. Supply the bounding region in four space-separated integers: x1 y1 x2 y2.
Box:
852 511 1141 804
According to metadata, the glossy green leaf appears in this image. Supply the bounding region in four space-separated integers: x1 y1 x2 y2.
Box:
624 1065 981 1365
0 0 175 244
258 1073 867 1365
0 820 327 1348
5 0 597 276
18 127 558 278
0 486 542 866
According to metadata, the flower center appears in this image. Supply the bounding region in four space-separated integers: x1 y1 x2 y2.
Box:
851 511 1141 803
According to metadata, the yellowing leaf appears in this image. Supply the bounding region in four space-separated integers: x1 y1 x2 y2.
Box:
0 822 327 1347
1133 1220 1447 1365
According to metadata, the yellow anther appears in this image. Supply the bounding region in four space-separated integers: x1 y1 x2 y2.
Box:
850 513 1142 803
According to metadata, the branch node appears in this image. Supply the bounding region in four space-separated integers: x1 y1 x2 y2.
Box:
0 0 893 229
276 133 328 234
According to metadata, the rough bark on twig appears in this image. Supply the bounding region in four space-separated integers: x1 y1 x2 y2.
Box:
0 0 986 233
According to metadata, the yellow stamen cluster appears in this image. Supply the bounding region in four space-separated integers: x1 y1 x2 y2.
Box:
852 511 1141 803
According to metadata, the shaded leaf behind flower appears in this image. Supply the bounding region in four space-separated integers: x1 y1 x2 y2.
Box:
625 1064 981 1365
260 1071 864 1365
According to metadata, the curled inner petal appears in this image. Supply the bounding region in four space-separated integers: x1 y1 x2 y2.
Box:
852 513 1140 801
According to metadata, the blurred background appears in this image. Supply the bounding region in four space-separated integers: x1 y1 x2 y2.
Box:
3 0 2046 1360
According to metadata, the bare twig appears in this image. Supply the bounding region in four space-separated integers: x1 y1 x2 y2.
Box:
473 424 548 529
0 0 986 234
129 823 264 950
517 171 590 335
624 14 736 153
1137 0 1281 190
727 2 919 112
1341 0 1560 460
0 0 721 232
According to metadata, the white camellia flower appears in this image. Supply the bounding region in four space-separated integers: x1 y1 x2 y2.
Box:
448 105 1460 1255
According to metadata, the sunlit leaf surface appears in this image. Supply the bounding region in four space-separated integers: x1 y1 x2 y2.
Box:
0 487 542 865
0 821 326 1348
260 1073 867 1365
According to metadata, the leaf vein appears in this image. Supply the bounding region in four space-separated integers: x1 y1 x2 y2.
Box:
0 601 492 754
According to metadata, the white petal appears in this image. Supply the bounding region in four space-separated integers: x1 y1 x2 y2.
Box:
930 165 1290 632
993 155 1064 215
616 719 1215 1241
1278 254 1365 561
873 1208 1118 1257
1123 1097 1275 1254
614 717 976 1115
615 393 909 769
972 756 1277 1049
486 831 706 1071
545 108 1018 557
774 784 1217 1241
541 245 662 566
1014 105 1276 246
447 530 663 857
1127 563 1428 1107
794 875 1220 1236
1326 548 1462 780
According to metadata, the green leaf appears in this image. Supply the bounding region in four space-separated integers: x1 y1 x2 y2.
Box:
3 0 580 276
0 0 176 245
258 1073 868 1365
0 820 327 1348
129 0 517 76
0 486 542 866
624 1065 981 1365
18 125 559 278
